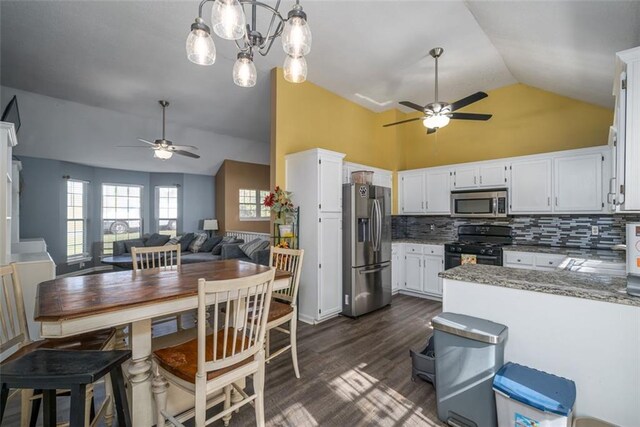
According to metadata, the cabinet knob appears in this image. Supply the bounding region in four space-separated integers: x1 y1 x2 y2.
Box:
549 261 553 265
517 259 521 262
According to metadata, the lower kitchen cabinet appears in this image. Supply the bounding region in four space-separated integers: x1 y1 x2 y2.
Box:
503 251 567 272
391 243 403 294
397 243 444 299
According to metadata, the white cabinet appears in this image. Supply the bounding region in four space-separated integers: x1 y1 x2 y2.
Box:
452 166 478 189
425 170 451 214
391 243 403 294
423 255 444 295
509 158 553 213
554 154 604 212
404 253 423 292
342 162 393 189
613 46 640 212
503 251 567 272
400 172 425 214
286 148 346 324
401 244 444 299
1 122 17 265
479 164 508 188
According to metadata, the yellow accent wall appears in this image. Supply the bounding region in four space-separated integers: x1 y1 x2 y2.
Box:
271 70 613 214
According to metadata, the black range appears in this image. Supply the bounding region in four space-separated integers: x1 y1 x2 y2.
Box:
444 225 513 270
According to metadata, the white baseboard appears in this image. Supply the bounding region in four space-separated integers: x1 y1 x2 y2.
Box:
398 289 442 302
56 265 113 279
298 311 340 325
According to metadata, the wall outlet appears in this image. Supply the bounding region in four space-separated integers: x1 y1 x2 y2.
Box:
430 224 435 231
591 226 599 236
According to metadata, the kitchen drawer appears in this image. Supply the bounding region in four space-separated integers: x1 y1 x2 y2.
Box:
535 254 567 269
423 245 444 256
404 244 424 254
504 251 534 266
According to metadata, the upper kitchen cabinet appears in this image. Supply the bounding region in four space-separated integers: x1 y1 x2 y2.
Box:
554 153 604 212
425 170 451 214
612 46 640 212
342 162 393 189
399 172 426 214
509 158 553 213
452 162 508 190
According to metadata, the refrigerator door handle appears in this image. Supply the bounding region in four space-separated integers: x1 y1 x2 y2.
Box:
359 264 390 274
375 199 382 252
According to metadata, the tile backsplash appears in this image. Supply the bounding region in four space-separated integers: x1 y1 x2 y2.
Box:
392 214 640 249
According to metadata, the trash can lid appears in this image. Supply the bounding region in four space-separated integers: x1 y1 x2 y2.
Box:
493 362 576 416
431 312 508 344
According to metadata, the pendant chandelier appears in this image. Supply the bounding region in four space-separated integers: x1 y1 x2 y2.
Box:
186 0 312 87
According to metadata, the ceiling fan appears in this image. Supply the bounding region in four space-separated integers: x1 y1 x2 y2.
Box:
384 47 492 134
118 100 200 160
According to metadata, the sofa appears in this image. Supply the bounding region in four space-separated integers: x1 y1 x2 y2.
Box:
109 232 270 268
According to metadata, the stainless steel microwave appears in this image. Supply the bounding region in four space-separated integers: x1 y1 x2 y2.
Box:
451 189 508 218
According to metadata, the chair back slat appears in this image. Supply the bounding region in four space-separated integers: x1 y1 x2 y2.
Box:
0 264 31 355
131 244 181 271
270 247 304 305
197 269 275 377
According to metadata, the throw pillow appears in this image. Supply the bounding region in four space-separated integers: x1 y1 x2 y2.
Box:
179 233 195 252
211 236 238 255
124 239 146 253
188 232 208 253
146 233 171 247
200 236 223 253
165 235 182 246
239 238 270 259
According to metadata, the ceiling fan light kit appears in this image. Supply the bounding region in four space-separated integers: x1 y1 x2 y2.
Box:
384 47 493 134
187 0 312 87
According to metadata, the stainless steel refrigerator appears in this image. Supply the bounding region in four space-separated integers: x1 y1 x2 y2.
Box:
342 183 392 317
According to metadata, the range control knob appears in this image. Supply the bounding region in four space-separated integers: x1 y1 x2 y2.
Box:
480 249 486 255
486 249 494 255
457 247 463 253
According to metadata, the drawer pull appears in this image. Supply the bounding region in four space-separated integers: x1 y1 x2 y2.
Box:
548 261 553 265
517 259 521 262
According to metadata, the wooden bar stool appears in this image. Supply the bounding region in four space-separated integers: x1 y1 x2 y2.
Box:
0 349 132 427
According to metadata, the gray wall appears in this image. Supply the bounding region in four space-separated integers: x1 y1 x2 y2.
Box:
18 156 215 275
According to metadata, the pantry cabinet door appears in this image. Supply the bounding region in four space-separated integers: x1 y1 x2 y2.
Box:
425 170 451 214
404 253 423 292
509 159 553 213
319 156 343 213
554 154 603 212
318 214 342 318
400 173 425 214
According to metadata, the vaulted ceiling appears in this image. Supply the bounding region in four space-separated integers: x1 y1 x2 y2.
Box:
1 1 638 153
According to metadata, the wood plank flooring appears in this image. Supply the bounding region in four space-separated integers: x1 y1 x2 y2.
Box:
2 294 444 426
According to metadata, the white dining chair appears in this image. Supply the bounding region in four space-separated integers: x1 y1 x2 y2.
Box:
152 268 275 427
265 247 304 378
0 263 118 427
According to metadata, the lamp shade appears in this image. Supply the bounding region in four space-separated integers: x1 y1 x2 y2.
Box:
203 219 219 231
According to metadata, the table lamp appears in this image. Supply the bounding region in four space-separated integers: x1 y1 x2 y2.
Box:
203 219 219 237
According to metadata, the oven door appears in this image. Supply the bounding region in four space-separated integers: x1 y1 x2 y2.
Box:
451 190 507 218
445 252 503 270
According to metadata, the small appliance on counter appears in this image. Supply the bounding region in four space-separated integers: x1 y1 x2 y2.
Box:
627 223 640 296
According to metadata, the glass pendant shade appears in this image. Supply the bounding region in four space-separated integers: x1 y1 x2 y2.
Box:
186 28 216 65
154 149 173 160
282 14 312 57
211 0 246 40
423 114 450 129
283 55 307 83
233 54 257 87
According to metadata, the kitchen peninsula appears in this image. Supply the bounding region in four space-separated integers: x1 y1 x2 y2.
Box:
440 264 639 427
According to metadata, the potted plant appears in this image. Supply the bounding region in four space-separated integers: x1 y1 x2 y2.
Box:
263 186 296 237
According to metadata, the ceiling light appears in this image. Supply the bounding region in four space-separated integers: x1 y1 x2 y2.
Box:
284 55 307 83
186 18 216 65
423 114 450 129
233 52 257 87
154 149 174 160
188 0 311 86
211 0 246 40
282 4 312 57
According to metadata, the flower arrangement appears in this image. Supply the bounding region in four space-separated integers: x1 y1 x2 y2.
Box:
263 186 295 216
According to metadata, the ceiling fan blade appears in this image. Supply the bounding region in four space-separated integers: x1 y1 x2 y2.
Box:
399 101 425 112
450 112 493 121
427 128 437 134
174 150 200 159
383 117 423 128
449 92 488 112
137 138 157 146
168 144 199 151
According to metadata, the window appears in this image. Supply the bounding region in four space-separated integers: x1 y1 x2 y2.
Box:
102 184 143 255
239 189 270 220
66 180 88 260
156 186 178 236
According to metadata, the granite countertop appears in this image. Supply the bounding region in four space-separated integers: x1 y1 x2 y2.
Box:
504 245 626 263
392 238 452 245
439 264 638 307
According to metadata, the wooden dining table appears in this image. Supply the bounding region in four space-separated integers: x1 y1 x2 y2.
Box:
35 260 292 427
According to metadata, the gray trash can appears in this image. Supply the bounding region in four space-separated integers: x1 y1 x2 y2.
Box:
432 312 508 427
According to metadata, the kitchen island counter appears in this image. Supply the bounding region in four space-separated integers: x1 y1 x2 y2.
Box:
504 244 625 263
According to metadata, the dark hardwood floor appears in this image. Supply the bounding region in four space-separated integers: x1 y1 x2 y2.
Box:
2 294 444 426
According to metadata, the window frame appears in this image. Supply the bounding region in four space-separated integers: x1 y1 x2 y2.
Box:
239 189 271 221
66 179 90 263
155 185 179 237
100 183 144 256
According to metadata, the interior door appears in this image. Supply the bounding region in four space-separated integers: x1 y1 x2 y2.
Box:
404 253 423 292
319 213 342 318
425 170 451 213
554 154 603 212
510 159 553 213
401 173 425 214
